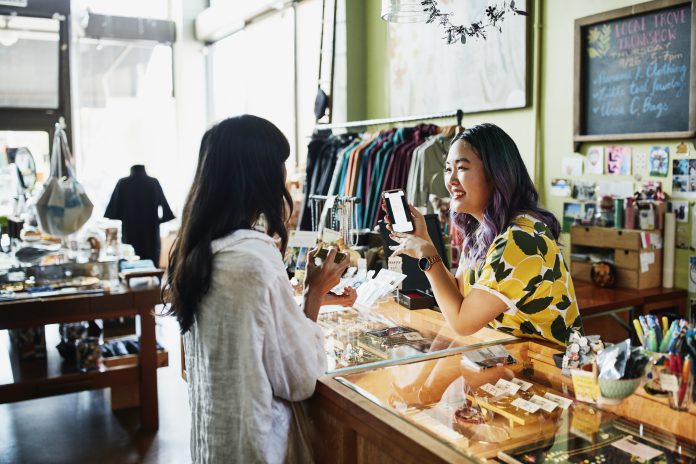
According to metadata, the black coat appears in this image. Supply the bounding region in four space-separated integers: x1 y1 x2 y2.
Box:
104 165 174 263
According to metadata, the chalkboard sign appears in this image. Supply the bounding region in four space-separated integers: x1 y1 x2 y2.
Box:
574 0 696 142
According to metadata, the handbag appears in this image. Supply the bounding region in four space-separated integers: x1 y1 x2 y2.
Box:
34 124 93 236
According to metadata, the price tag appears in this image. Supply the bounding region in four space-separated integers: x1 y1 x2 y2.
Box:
611 437 663 461
495 378 522 395
570 369 600 404
403 332 424 341
480 383 506 397
511 398 541 414
544 392 573 409
322 228 341 244
529 395 558 412
510 378 533 391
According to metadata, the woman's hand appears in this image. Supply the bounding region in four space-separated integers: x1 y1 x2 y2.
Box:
322 286 357 307
303 247 350 296
381 203 430 242
389 232 438 260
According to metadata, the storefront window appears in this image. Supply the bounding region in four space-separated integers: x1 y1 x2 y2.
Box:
72 0 170 20
210 9 296 164
74 40 177 218
0 16 60 109
209 0 328 172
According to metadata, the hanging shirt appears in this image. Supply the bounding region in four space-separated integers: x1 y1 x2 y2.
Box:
409 134 450 212
457 215 583 346
104 165 174 263
184 229 326 463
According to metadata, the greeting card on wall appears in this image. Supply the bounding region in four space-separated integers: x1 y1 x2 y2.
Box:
562 157 584 176
649 146 670 176
605 146 631 175
585 146 604 174
672 159 696 197
633 151 648 173
673 200 689 223
676 142 690 156
550 178 572 197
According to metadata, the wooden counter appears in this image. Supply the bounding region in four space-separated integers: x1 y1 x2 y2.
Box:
307 325 696 463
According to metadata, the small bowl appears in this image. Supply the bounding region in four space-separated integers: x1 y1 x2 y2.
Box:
598 377 641 404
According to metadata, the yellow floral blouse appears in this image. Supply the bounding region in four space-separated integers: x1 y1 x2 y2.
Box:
458 215 582 346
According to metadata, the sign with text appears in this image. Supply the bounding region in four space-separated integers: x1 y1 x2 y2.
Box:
576 1 695 139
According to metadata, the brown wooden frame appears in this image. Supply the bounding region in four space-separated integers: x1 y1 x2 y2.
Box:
573 0 696 147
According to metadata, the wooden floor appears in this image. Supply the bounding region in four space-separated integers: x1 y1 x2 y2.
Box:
0 317 191 464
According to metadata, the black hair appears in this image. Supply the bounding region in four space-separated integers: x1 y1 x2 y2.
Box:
450 123 560 265
164 115 292 334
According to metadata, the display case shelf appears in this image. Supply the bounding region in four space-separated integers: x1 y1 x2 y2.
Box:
331 341 696 463
318 300 517 375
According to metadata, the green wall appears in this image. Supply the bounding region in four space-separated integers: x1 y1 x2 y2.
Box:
351 0 691 292
542 0 690 289
360 0 540 177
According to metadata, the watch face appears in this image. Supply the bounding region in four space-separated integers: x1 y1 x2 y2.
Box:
418 257 429 271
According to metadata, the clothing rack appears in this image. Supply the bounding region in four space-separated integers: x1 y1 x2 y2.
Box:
315 109 464 131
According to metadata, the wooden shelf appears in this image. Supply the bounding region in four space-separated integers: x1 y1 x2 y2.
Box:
1 324 168 404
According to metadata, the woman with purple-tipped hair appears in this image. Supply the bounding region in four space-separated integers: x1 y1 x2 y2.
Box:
387 123 582 347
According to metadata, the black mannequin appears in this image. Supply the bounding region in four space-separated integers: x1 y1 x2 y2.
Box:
105 165 175 263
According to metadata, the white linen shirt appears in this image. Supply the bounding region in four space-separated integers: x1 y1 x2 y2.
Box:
184 229 326 463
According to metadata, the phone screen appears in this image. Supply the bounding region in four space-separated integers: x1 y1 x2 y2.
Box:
383 190 414 233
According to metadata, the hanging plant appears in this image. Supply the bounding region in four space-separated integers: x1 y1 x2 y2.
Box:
421 0 528 44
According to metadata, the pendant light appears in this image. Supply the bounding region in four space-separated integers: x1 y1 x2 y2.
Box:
380 0 429 23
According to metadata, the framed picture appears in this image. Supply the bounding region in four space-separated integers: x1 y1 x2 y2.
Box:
574 0 696 145
387 0 530 118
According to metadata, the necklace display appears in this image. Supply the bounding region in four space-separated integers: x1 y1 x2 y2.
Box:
309 195 359 247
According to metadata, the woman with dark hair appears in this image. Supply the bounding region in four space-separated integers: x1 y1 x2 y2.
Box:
164 115 351 462
387 123 581 346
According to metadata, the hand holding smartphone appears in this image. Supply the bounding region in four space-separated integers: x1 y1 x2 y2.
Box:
382 189 415 233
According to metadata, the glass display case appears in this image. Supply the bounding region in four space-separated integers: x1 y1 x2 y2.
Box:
317 299 517 374
335 341 696 463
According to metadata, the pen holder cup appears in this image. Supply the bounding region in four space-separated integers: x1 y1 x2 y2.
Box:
598 377 641 405
667 374 692 411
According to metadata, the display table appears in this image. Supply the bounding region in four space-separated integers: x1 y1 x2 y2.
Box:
0 286 162 431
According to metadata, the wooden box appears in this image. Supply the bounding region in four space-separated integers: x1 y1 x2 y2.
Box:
570 226 662 290
570 226 642 250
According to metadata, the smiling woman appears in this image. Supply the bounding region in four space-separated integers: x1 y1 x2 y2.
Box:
387 123 582 347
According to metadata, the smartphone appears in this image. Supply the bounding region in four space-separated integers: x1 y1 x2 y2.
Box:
382 189 414 233
316 247 347 264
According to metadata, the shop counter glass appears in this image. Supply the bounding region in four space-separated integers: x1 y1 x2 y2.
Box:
318 299 517 374
334 341 696 463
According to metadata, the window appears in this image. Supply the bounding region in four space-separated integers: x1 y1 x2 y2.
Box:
210 9 296 162
72 0 170 20
207 0 336 173
0 16 60 109
74 40 177 219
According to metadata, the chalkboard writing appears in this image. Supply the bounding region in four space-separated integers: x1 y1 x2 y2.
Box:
582 3 691 135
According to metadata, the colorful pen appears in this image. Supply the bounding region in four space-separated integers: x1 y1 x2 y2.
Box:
633 319 645 345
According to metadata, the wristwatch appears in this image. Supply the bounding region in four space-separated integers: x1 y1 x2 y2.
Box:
418 255 442 272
